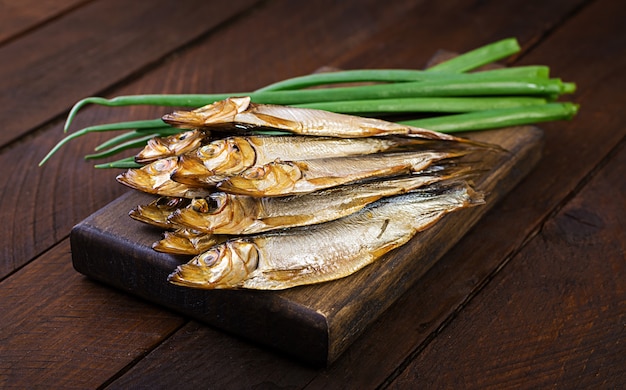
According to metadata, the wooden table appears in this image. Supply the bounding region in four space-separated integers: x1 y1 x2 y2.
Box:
1 0 624 387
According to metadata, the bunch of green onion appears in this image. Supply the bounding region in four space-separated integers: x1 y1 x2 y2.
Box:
40 37 579 168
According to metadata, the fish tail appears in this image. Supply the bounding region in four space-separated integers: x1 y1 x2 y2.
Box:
406 126 507 153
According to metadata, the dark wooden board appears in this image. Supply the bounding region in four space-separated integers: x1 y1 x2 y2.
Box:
71 126 543 365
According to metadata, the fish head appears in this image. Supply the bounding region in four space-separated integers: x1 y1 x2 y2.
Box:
135 129 205 163
117 157 178 192
170 193 233 232
129 196 190 228
217 162 302 196
167 240 259 289
194 137 256 176
117 157 213 198
162 97 251 128
153 229 223 255
153 229 202 254
170 154 215 186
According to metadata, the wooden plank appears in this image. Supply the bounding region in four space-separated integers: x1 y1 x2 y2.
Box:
335 0 589 70
107 321 318 389
388 136 626 388
0 0 89 45
0 0 610 387
0 0 260 147
0 240 185 389
0 126 129 279
0 0 589 285
0 0 425 280
309 0 626 385
70 126 543 365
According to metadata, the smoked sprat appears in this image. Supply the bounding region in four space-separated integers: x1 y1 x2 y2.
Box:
116 97 496 290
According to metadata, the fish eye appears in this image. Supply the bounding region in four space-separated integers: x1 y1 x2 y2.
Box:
201 142 224 157
191 198 209 213
178 133 188 141
243 166 266 179
153 158 176 172
192 194 224 213
207 194 226 213
206 197 220 213
201 249 220 266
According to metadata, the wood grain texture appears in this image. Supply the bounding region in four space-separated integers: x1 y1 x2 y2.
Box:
337 0 588 70
0 0 421 281
0 240 185 389
257 0 626 385
388 133 626 389
2 0 622 388
0 0 259 146
107 321 319 389
0 0 90 45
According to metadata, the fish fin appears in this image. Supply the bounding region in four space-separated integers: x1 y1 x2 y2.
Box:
306 165 411 188
261 266 316 282
257 214 316 230
252 112 303 131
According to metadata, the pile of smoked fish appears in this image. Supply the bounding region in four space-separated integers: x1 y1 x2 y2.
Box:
118 96 497 290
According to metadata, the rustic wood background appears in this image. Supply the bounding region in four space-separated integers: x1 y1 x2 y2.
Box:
1 0 624 388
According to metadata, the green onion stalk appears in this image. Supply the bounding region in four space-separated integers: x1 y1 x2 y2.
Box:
40 37 578 168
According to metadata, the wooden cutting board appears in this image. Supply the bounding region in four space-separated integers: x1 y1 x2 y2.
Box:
71 125 543 365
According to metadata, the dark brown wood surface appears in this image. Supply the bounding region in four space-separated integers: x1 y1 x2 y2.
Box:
1 0 624 388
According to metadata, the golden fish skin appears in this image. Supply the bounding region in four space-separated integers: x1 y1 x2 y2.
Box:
129 196 191 229
170 134 445 186
167 183 484 290
135 129 206 164
162 96 464 141
152 228 227 255
116 157 213 198
216 150 463 197
169 136 256 186
171 172 461 235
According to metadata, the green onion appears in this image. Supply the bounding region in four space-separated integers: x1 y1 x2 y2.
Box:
65 38 524 130
426 37 521 73
64 76 573 131
64 96 228 132
86 133 168 160
400 102 579 132
94 156 141 169
41 37 579 168
93 127 179 151
40 119 167 166
255 65 549 92
294 96 548 114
